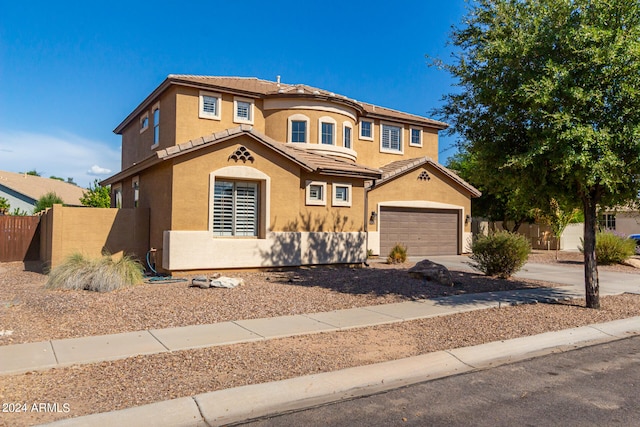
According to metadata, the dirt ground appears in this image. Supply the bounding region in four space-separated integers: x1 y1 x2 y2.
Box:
0 251 638 426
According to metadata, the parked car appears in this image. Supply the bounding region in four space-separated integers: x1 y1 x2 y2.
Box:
630 234 640 255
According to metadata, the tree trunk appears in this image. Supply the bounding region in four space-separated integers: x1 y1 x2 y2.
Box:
582 195 600 309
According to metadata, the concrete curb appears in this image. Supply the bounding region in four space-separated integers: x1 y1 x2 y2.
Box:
42 316 640 427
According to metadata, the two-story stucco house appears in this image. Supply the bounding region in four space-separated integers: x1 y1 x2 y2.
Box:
102 75 480 272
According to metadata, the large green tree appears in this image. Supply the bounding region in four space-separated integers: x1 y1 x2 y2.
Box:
447 150 535 232
438 0 640 308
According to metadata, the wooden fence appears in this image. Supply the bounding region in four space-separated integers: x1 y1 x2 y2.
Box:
0 215 41 262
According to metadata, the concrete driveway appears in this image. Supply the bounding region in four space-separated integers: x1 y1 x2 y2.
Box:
425 255 640 296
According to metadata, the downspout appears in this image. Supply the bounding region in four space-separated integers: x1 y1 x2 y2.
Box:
363 181 374 267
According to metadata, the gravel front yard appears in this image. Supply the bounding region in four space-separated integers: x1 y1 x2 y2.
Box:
0 252 638 426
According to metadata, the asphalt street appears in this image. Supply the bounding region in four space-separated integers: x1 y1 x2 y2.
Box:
240 336 640 427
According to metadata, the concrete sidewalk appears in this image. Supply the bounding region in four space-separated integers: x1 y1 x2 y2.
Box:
42 317 640 427
0 287 585 376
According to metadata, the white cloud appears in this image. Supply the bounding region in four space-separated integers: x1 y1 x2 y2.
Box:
88 165 112 175
0 131 120 188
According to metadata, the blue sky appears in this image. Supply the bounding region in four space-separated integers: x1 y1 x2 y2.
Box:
0 1 467 188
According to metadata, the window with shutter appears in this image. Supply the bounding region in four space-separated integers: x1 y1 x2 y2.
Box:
381 124 402 152
213 181 258 236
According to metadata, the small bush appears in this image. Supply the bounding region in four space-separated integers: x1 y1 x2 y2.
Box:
579 232 637 265
470 231 531 278
387 243 408 264
46 253 144 292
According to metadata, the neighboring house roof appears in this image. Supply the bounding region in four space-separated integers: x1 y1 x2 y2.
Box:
102 125 382 185
114 75 449 134
367 157 482 197
0 170 86 205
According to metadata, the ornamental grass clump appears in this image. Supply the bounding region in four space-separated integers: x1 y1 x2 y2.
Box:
579 232 637 265
470 231 531 279
387 243 408 264
46 253 144 292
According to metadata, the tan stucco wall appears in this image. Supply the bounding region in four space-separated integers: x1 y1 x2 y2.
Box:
296 172 366 233
174 87 266 146
613 212 640 236
367 164 473 234
355 121 440 167
121 87 178 169
170 135 301 233
264 108 356 146
170 136 366 234
120 86 443 172
39 205 150 270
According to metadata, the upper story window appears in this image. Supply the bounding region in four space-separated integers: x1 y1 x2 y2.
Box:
234 97 254 124
213 180 258 237
321 123 334 145
140 112 149 134
287 114 310 143
343 122 352 149
305 180 327 206
410 128 422 147
381 123 403 153
359 119 374 141
199 91 221 120
152 102 160 148
318 116 337 145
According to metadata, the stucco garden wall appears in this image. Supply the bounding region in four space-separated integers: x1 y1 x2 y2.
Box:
40 205 149 270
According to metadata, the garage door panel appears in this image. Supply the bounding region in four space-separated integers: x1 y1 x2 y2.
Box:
379 207 459 257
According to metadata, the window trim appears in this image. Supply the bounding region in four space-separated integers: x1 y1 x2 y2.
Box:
343 121 353 149
208 166 270 238
199 90 221 120
359 119 374 141
212 180 259 237
139 112 149 134
287 114 310 143
151 102 160 149
332 183 352 207
233 96 255 124
318 116 337 145
380 122 404 154
132 176 139 208
305 180 327 206
409 127 423 147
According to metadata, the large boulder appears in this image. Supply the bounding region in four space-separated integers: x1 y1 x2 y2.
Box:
408 260 454 287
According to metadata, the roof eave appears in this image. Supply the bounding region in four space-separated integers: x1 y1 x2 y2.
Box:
363 112 449 130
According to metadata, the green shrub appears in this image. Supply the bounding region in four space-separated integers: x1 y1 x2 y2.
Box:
34 192 64 213
579 232 637 265
46 253 144 292
470 231 531 278
387 243 408 264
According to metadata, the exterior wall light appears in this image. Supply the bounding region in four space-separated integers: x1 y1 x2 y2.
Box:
369 211 377 224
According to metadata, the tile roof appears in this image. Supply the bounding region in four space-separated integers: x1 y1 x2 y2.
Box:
102 126 382 185
0 171 86 205
114 75 448 133
370 157 481 197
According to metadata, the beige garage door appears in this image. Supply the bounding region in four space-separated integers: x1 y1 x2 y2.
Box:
379 207 459 256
